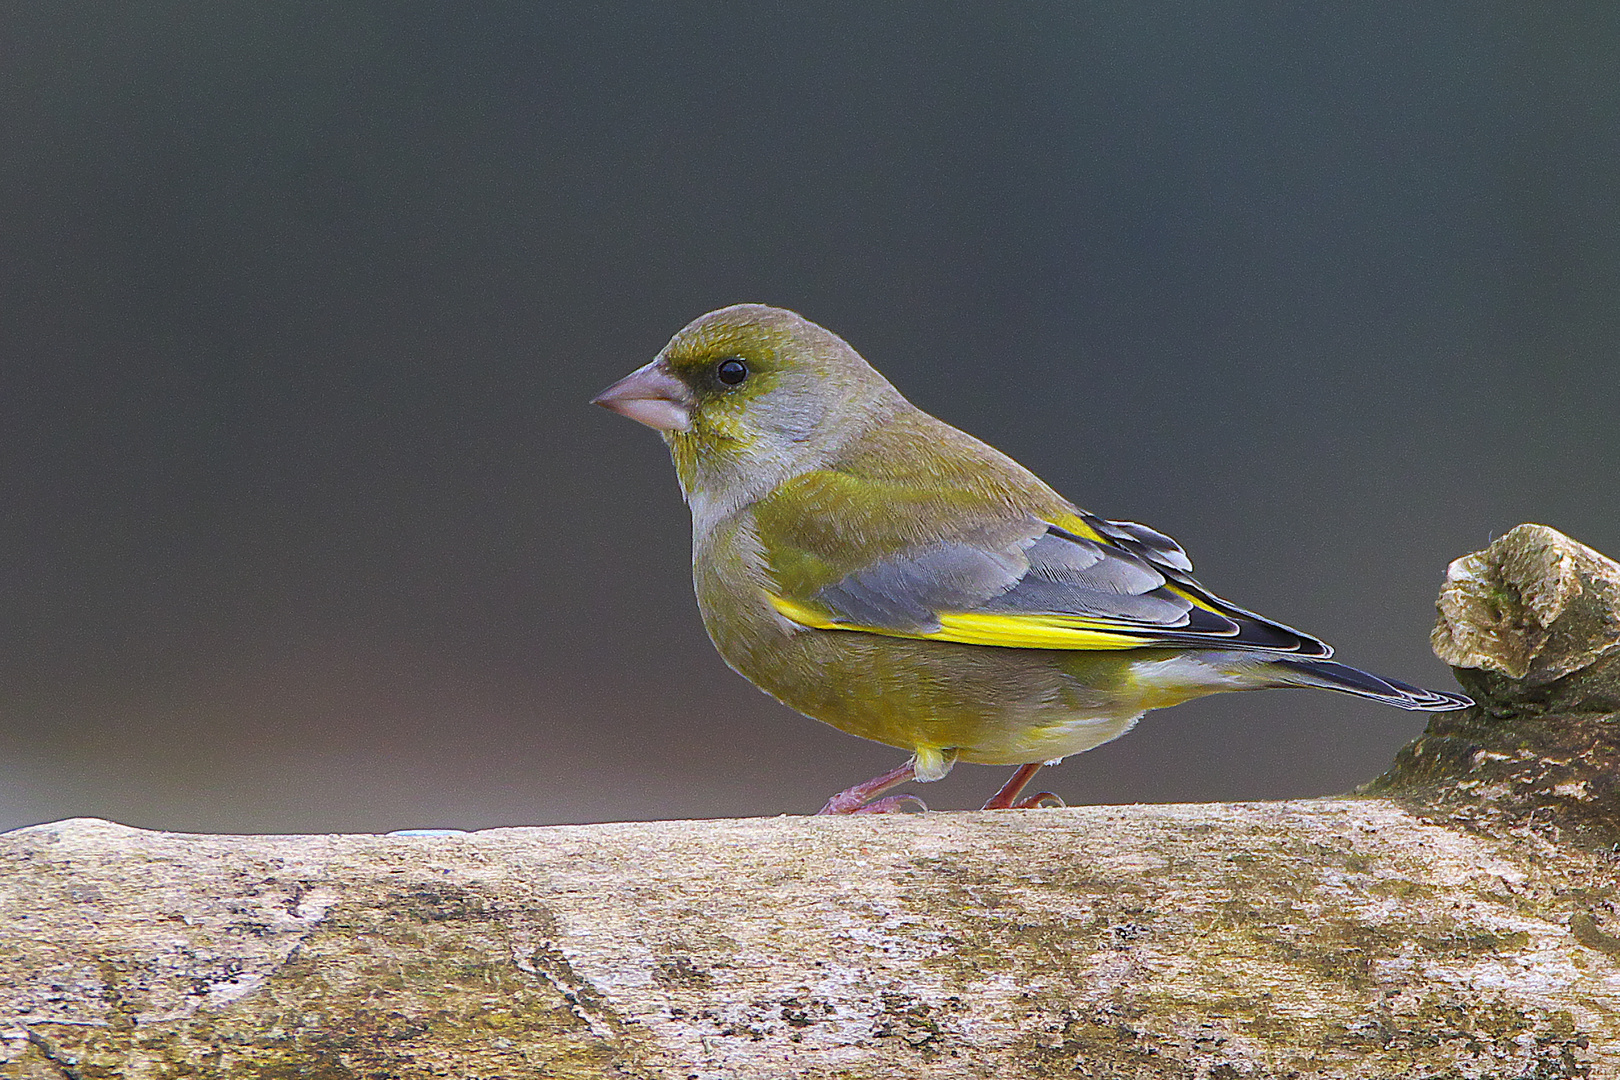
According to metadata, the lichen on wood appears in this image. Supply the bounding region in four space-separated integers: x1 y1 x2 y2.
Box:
1369 524 1620 849
4 524 1620 1079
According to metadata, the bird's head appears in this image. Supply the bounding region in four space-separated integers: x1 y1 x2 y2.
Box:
593 304 900 515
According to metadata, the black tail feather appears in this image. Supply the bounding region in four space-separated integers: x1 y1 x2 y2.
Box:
1270 658 1472 712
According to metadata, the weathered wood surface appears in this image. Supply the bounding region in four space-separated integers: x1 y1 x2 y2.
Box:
4 804 1617 1080
3 523 1619 1080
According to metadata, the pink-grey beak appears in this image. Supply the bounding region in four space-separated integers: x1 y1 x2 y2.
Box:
591 360 693 433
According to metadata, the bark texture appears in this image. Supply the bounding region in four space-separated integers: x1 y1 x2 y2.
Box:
4 524 1619 1080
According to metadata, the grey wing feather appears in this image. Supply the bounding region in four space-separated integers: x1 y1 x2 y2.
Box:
815 517 1206 634
977 532 1196 625
816 541 1028 633
811 512 1331 656
1091 518 1195 572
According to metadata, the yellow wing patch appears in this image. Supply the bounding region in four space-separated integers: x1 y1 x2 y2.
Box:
768 594 1157 651
1046 511 1108 544
1162 582 1227 616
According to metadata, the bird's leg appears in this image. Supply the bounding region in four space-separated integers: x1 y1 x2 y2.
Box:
816 760 927 815
980 763 1063 810
982 763 1040 809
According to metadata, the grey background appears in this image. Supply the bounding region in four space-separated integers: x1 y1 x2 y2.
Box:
2 3 1615 832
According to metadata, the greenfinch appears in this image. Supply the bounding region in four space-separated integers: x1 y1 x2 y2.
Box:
593 305 1470 813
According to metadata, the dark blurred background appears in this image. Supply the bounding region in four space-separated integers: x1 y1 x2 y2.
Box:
1 3 1615 833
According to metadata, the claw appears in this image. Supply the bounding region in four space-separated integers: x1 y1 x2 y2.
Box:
816 760 918 815
1014 791 1065 809
847 794 928 814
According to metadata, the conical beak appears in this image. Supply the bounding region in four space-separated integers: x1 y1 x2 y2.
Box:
591 361 693 433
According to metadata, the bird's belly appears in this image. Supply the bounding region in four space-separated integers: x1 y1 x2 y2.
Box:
716 617 1159 765
953 713 1142 766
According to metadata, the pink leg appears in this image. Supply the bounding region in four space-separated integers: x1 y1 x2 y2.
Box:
981 763 1065 810
816 760 927 815
982 763 1040 809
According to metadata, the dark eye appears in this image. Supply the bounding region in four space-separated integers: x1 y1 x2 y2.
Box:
715 358 749 386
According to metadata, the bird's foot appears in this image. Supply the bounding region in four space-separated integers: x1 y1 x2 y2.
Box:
815 760 919 815
845 794 929 814
1013 791 1065 809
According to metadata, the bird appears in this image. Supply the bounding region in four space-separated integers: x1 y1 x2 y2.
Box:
592 304 1471 814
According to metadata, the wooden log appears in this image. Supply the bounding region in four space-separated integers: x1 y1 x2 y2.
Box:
4 523 1618 1079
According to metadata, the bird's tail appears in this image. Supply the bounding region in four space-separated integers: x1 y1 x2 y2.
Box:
1266 658 1472 711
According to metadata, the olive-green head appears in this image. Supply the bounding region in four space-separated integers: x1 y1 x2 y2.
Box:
593 304 901 512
